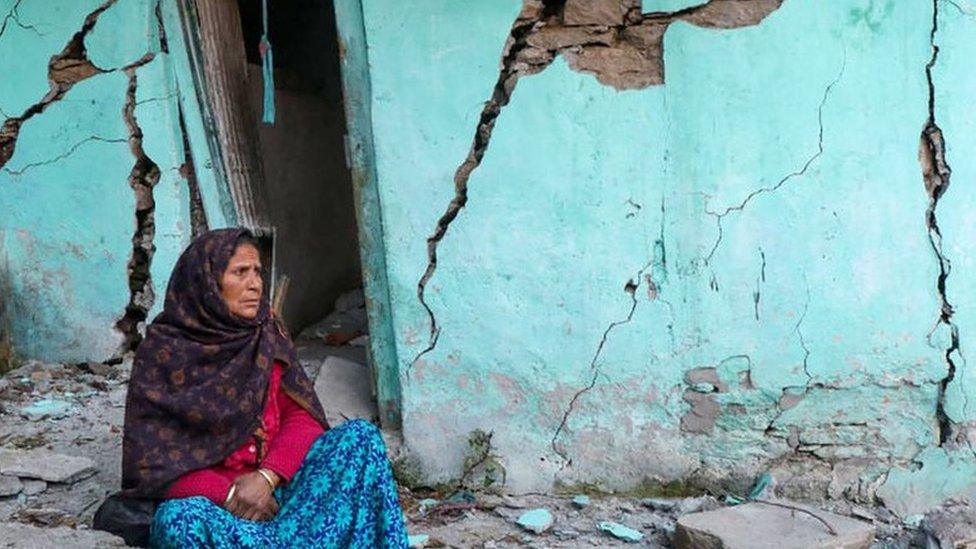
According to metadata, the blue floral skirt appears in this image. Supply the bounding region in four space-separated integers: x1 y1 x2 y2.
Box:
150 419 409 548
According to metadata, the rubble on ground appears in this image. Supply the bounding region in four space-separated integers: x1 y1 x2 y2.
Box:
0 336 952 547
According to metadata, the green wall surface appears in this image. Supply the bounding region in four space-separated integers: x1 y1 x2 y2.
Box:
0 0 226 361
346 0 976 513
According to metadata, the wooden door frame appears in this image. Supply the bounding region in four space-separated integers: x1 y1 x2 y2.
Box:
333 0 403 430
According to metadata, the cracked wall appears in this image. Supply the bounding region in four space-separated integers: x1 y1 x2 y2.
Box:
350 0 976 514
0 0 211 361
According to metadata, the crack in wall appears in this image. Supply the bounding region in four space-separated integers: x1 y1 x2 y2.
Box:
0 0 42 40
704 59 845 263
550 270 643 467
921 0 964 446
114 62 161 356
753 247 766 320
0 0 168 356
2 136 127 176
411 0 785 374
0 0 121 170
550 198 668 466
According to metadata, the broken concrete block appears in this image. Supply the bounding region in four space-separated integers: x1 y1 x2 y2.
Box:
517 508 554 534
0 475 22 497
0 449 96 483
407 533 429 548
598 521 644 543
313 355 377 426
572 494 590 508
921 500 976 549
675 502 875 549
563 0 631 26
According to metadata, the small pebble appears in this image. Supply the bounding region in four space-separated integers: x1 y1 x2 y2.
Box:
598 521 643 543
517 508 555 534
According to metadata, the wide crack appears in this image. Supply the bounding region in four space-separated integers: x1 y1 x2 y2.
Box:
0 0 118 169
411 0 786 374
114 63 161 356
920 0 962 446
409 0 566 375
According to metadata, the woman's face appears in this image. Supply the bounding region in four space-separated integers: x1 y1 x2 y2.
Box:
220 243 263 319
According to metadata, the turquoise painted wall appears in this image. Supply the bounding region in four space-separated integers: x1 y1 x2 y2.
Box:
350 0 976 514
0 0 226 361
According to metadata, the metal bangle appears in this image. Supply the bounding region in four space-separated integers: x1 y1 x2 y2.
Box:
223 484 237 506
256 468 277 490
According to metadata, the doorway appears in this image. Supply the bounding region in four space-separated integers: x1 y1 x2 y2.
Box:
231 0 377 425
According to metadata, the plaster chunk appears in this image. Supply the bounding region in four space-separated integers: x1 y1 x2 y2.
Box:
563 0 635 26
564 43 663 89
678 0 784 29
675 502 875 549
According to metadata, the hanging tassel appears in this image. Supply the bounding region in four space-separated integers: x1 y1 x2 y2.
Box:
259 0 275 124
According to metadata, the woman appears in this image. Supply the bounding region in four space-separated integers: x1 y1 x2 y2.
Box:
122 228 408 548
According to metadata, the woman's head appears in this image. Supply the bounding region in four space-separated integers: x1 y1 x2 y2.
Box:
219 234 264 320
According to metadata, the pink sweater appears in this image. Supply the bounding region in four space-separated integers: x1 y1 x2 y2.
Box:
165 361 325 504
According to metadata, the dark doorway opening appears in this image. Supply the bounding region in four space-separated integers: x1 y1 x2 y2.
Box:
235 0 377 426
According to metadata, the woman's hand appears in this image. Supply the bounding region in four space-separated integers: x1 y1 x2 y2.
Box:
224 472 279 521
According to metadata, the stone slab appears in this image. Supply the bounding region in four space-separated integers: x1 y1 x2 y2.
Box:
0 450 96 484
675 502 875 549
0 476 22 497
922 500 976 548
0 522 126 548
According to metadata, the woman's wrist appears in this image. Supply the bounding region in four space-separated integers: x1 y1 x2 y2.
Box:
256 468 279 490
223 483 238 506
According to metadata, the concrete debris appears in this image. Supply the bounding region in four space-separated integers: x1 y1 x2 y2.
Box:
302 288 369 345
642 513 677 537
407 533 430 548
0 475 21 497
675 502 875 549
21 480 46 496
677 496 721 516
334 288 366 313
598 520 644 543
571 494 590 508
19 398 75 420
313 355 377 426
417 498 440 515
0 522 126 548
14 507 77 528
641 497 678 512
348 335 369 347
921 499 976 549
0 449 96 483
516 508 554 534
